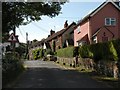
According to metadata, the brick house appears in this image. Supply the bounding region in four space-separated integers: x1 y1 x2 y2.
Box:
28 21 76 59
74 1 120 46
45 21 76 52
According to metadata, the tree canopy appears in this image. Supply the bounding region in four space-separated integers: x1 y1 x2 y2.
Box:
2 1 67 34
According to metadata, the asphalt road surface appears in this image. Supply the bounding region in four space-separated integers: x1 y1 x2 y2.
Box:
11 60 111 88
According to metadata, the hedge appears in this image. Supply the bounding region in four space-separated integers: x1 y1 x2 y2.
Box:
55 39 120 61
79 39 120 61
56 46 78 58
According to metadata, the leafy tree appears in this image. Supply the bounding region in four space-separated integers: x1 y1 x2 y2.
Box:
2 1 67 36
32 39 38 43
15 43 26 58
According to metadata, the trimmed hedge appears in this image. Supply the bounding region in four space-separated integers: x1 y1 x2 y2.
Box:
56 46 78 58
56 39 120 61
79 39 120 61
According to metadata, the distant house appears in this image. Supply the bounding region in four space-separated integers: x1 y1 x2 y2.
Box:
74 1 120 46
45 21 76 52
29 39 45 60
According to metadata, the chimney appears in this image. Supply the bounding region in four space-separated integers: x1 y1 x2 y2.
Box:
50 29 55 36
64 20 68 29
48 35 50 37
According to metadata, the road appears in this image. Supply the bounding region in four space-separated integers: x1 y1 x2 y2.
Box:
11 60 111 88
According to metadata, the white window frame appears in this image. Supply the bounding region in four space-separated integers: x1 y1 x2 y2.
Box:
77 41 86 46
105 18 116 26
76 26 81 33
92 36 97 44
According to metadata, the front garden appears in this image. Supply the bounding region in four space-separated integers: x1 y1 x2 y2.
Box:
56 39 120 79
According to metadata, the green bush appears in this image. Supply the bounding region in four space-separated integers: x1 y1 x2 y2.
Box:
2 52 24 87
111 39 120 61
79 45 93 58
79 39 120 61
45 48 54 55
32 48 44 60
57 46 76 58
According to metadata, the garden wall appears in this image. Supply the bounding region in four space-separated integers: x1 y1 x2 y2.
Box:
56 57 119 78
56 39 120 78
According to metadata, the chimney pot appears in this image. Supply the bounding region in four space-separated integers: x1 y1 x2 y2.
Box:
64 20 68 29
50 29 55 36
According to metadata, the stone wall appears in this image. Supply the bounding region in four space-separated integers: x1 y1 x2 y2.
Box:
56 57 120 78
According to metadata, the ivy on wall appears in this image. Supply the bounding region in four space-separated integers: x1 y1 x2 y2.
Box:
32 48 44 60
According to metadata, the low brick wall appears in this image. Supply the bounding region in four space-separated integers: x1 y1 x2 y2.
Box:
56 57 120 78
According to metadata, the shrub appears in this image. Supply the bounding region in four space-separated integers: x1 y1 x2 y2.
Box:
32 48 44 60
45 48 54 55
57 46 76 58
79 39 120 61
2 52 24 87
111 39 120 61
79 45 93 58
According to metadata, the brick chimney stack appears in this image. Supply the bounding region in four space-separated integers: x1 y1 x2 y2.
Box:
50 29 55 36
64 20 68 29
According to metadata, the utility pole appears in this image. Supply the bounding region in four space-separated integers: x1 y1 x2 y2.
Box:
26 32 29 60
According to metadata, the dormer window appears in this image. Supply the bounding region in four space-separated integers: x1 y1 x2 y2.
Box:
105 18 116 26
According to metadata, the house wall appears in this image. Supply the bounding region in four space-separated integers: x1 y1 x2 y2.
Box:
97 28 114 43
62 25 75 46
74 20 89 46
49 40 52 50
90 3 120 43
119 10 120 37
56 36 62 50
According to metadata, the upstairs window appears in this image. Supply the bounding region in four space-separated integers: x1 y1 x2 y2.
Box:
105 18 116 26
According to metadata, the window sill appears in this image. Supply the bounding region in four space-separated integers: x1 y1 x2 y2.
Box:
105 25 116 27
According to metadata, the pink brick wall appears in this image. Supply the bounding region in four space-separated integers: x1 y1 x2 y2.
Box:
90 3 120 42
74 2 120 46
74 20 89 46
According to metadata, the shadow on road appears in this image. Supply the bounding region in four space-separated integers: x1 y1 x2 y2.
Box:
4 66 113 88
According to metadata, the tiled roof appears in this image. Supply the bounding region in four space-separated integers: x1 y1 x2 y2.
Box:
45 22 76 42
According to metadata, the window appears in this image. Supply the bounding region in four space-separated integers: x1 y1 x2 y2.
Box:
76 26 81 33
105 18 116 26
77 41 86 46
92 36 97 44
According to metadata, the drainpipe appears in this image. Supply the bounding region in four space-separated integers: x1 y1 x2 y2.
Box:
88 17 92 44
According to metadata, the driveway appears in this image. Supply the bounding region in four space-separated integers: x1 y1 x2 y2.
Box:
11 60 111 88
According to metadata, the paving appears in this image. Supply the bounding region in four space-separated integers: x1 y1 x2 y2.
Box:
11 60 111 88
